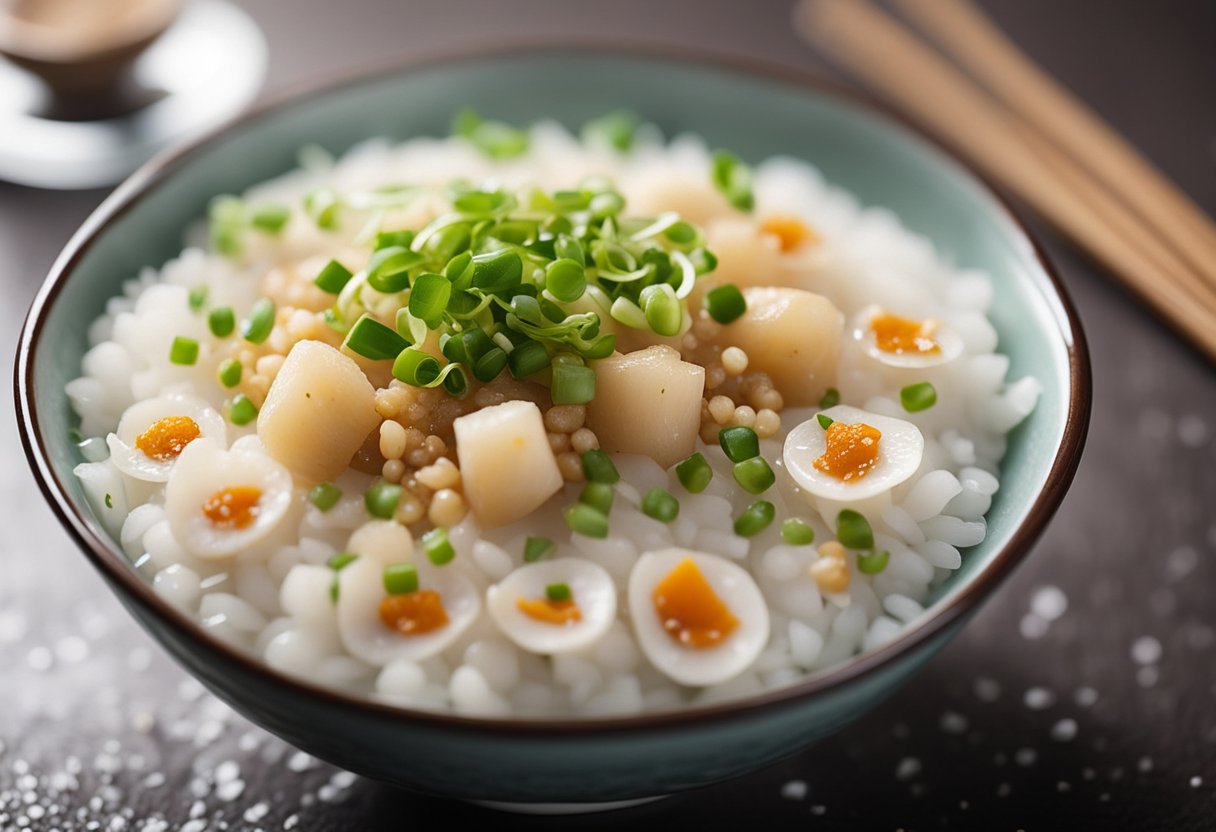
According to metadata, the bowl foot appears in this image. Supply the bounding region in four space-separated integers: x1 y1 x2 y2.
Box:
469 795 668 814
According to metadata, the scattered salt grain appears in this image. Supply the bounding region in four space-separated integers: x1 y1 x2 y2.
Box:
1177 415 1209 447
1050 719 1078 742
939 711 968 734
780 780 807 800
1024 687 1055 710
1191 776 1203 788
1019 614 1048 640
1074 687 1099 707
1015 748 1037 767
1131 636 1162 665
1030 586 1068 621
1138 756 1154 773
895 757 922 781
973 677 1001 702
1166 546 1199 581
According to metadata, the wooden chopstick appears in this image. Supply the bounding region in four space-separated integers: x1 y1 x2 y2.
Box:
892 0 1216 294
793 0 1216 361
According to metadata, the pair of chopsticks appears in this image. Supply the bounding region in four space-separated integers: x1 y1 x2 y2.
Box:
794 0 1216 362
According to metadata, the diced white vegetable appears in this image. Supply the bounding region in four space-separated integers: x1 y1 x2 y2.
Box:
587 345 705 468
257 340 380 483
721 287 842 406
453 400 563 529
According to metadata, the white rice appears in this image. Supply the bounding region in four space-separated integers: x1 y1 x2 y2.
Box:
67 119 1039 717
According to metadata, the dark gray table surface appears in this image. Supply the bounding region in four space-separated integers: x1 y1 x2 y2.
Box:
2 1 1214 829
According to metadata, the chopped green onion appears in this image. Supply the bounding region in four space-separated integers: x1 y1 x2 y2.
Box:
422 527 455 566
734 500 775 537
309 482 342 512
582 109 638 152
392 347 442 386
507 340 550 378
383 563 419 595
590 191 625 219
443 365 469 397
817 413 835 430
781 518 815 546
408 273 452 329
327 552 358 571
718 426 760 463
564 503 609 538
471 250 523 293
314 259 354 294
304 188 341 230
857 549 890 575
473 346 508 383
579 482 615 515
241 298 275 344
367 246 424 293
441 330 489 367
733 457 775 494
581 449 619 484
452 109 529 159
188 285 208 311
664 221 698 245
641 488 680 523
524 536 554 562
344 314 410 361
453 188 511 214
104 493 113 509
675 452 713 493
545 582 572 602
551 362 596 405
900 381 937 412
837 509 875 550
208 306 235 338
704 283 747 324
545 258 586 302
228 394 258 426
640 283 682 336
364 482 402 520
554 235 584 263
208 195 245 255
249 202 291 234
169 336 199 366
375 229 415 250
217 358 242 388
818 388 840 409
710 150 755 212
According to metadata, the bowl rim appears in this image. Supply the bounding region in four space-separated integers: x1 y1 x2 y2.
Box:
15 41 1091 737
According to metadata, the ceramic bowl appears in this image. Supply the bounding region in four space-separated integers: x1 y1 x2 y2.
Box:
16 47 1090 807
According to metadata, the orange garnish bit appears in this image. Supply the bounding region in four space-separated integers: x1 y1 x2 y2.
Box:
379 591 449 637
652 558 739 649
201 486 262 530
760 215 819 252
135 416 201 461
871 313 941 355
516 596 583 626
813 422 882 482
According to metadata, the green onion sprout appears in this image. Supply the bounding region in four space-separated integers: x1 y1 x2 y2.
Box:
675 452 712 493
641 488 680 523
836 509 875 550
734 500 775 537
383 563 419 595
900 381 937 412
422 527 456 566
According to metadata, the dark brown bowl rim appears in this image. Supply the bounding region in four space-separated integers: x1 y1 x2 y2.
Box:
15 41 1091 738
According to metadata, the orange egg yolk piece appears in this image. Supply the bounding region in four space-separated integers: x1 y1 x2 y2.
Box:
871 313 941 355
652 557 740 649
516 596 583 626
813 421 882 482
135 416 201 461
201 486 263 530
760 215 819 252
379 591 449 637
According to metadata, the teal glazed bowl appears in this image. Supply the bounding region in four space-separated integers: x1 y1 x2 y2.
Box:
16 48 1089 805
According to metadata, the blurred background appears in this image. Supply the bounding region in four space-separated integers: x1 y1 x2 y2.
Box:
1 0 1213 829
